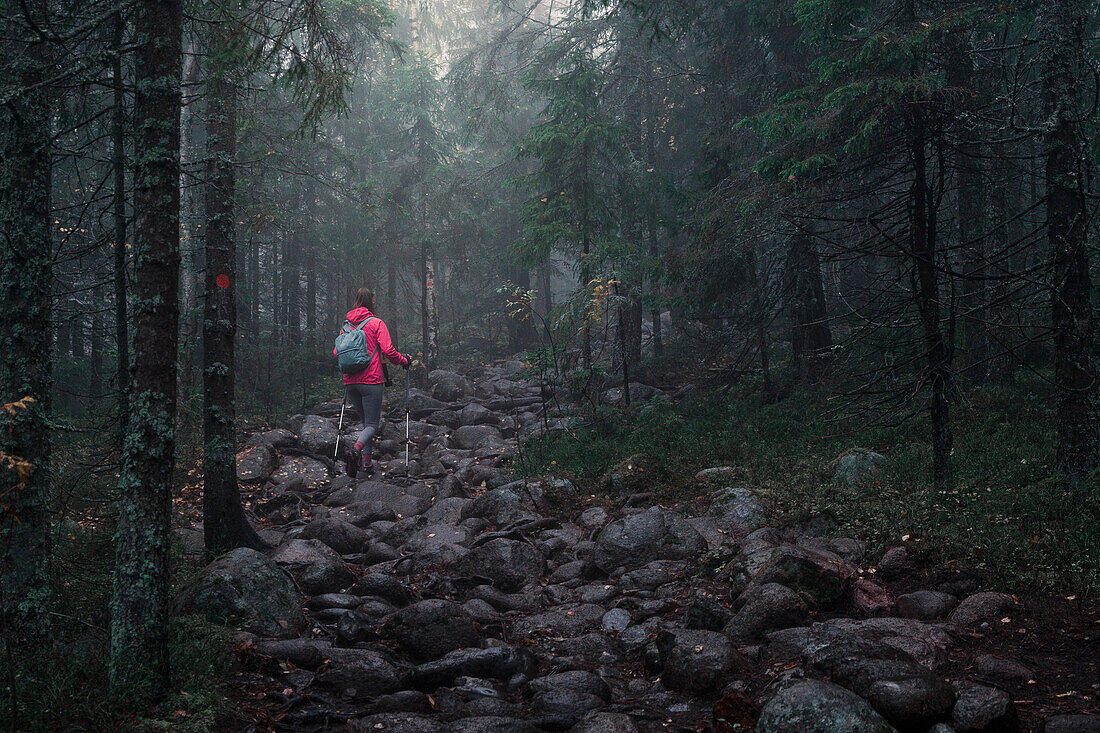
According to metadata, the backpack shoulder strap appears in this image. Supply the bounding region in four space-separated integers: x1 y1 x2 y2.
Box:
355 316 376 332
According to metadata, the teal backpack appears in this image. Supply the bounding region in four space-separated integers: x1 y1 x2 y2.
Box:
335 317 377 373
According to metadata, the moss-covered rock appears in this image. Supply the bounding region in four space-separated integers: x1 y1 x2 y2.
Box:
175 547 305 638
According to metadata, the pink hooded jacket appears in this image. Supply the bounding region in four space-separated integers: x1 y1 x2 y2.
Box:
334 307 409 385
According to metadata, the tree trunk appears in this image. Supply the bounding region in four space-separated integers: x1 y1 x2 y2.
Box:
772 17 832 385
248 230 259 338
0 0 53 654
623 294 642 369
178 45 202 405
948 33 991 384
422 243 439 372
786 230 832 383
1039 0 1098 490
306 231 317 349
746 246 774 399
286 202 301 346
271 228 280 344
110 0 182 698
91 282 105 399
112 5 130 436
910 112 954 490
507 266 536 353
387 256 397 327
539 257 552 315
202 31 265 556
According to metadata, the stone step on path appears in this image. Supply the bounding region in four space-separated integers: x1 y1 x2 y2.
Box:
175 364 1099 733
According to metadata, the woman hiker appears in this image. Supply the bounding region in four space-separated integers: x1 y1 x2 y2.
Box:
333 287 410 477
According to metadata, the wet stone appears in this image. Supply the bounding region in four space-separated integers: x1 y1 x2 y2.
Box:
602 607 631 632
236 443 277 483
175 547 306 638
383 599 482 663
656 628 749 695
950 592 1018 630
952 682 1019 733
685 596 733 631
408 646 538 690
592 507 707 573
1043 715 1100 733
756 679 898 733
270 538 355 595
896 590 958 621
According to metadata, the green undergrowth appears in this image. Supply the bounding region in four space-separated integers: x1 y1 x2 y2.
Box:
1 526 239 732
516 376 1100 595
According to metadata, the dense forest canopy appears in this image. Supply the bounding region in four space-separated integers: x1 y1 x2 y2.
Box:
0 0 1098 728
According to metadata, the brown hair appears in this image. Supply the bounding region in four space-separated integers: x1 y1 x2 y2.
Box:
354 287 375 312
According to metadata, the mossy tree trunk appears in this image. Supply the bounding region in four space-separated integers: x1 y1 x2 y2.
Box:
0 0 54 655
203 23 265 556
109 0 183 699
1039 0 1099 491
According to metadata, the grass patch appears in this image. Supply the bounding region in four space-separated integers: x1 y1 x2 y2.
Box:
516 378 1100 594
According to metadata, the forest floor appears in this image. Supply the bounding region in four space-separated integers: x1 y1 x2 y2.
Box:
169 364 1098 733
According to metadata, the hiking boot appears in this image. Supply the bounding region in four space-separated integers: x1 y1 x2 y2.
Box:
343 447 362 478
360 449 374 476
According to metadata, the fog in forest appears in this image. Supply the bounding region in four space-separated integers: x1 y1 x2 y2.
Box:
1 0 1098 729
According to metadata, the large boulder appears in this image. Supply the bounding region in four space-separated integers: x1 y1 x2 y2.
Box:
451 425 506 451
510 604 606 639
767 617 953 674
382 599 481 663
428 370 473 402
347 573 417 606
270 539 355 595
757 680 898 733
601 382 666 406
834 451 887 487
708 487 766 532
724 582 811 642
896 591 957 621
818 649 956 732
247 427 296 449
406 388 447 415
451 538 544 592
333 479 433 507
527 671 611 727
460 487 535 525
298 517 372 555
592 507 708 573
270 455 329 488
949 592 1018 630
297 415 340 454
459 403 499 426
951 682 1019 733
754 544 855 609
407 646 538 690
175 548 305 638
314 647 406 698
236 443 277 483
655 628 750 695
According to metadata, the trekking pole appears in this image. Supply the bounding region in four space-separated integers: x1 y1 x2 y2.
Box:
404 366 411 471
334 386 347 461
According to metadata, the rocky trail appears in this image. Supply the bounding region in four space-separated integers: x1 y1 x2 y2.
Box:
175 363 1099 733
